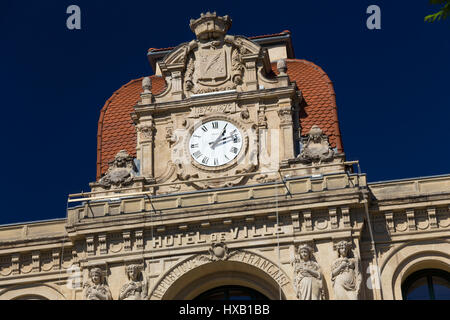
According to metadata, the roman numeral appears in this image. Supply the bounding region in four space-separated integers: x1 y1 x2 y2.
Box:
230 147 238 154
233 135 240 143
212 121 219 129
193 135 201 138
214 158 218 166
202 157 209 164
193 151 202 159
191 144 199 149
201 126 208 132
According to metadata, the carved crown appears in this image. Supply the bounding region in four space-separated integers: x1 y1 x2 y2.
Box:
189 12 232 40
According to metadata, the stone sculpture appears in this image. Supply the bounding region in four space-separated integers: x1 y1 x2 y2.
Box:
119 264 148 300
297 125 335 164
331 240 361 300
292 244 324 300
83 267 112 300
142 77 152 93
208 242 230 261
98 150 137 188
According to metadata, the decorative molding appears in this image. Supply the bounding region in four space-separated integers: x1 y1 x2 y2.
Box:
406 209 416 231
86 236 95 256
99 234 107 255
385 211 395 233
427 207 438 229
329 207 338 229
303 210 313 231
341 206 351 228
150 248 290 299
123 232 131 252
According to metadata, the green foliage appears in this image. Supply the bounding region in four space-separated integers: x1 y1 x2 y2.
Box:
425 0 450 22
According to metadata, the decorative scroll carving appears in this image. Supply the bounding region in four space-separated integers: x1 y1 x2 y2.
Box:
98 150 137 188
231 47 243 85
331 240 361 300
297 125 335 164
83 267 112 300
119 264 148 300
292 244 324 300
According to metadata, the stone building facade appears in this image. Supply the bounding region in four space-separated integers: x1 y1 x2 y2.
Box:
0 13 448 300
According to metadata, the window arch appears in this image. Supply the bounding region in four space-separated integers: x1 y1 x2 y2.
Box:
402 269 450 300
194 285 269 300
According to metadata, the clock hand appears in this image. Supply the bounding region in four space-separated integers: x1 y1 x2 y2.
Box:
210 124 228 149
210 134 237 147
209 136 228 145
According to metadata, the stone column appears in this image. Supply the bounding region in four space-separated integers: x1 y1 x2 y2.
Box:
137 117 156 178
278 98 295 164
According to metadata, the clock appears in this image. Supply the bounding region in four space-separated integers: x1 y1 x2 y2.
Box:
189 120 243 167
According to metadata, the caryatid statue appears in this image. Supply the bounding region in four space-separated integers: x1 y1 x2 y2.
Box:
119 264 148 300
292 244 324 300
83 267 113 300
331 240 362 300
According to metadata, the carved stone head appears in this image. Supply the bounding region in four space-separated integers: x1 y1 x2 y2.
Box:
89 267 104 285
309 125 324 143
335 240 352 258
125 264 143 281
113 150 130 168
297 244 314 261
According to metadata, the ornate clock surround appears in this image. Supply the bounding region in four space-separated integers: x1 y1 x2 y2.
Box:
184 113 251 173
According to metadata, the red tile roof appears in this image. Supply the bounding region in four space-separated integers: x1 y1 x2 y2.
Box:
96 59 343 179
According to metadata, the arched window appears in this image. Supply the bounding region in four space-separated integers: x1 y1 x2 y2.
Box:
402 269 450 300
194 285 269 300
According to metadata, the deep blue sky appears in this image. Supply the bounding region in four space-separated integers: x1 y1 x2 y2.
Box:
0 1 449 224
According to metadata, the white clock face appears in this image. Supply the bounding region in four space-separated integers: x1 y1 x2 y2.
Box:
189 120 243 167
